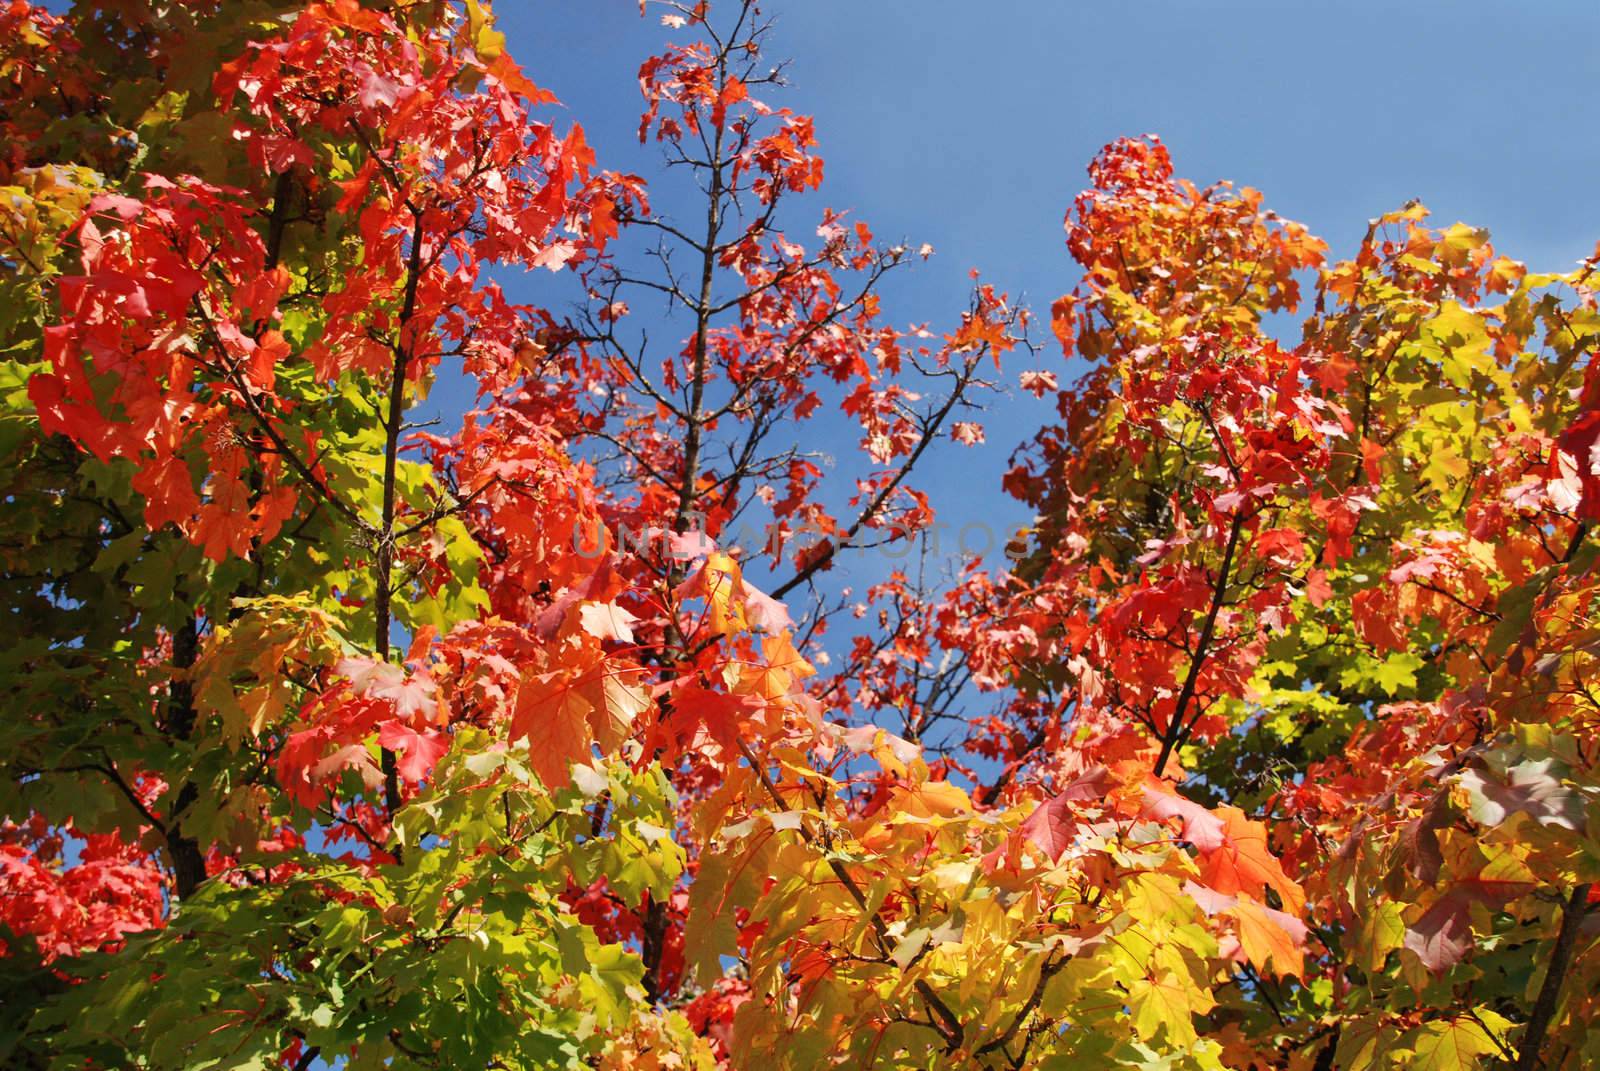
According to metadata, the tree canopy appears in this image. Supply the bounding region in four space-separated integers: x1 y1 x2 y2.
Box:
3 2 1599 1069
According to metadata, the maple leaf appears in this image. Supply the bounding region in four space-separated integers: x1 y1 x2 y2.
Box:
889 779 971 819
513 666 595 790
357 67 401 110
377 721 451 783
1310 350 1357 391
587 667 650 754
679 551 747 636
1408 1016 1508 1071
1456 757 1582 830
337 657 405 695
1018 370 1058 398
193 470 255 562
1303 567 1334 607
740 580 792 633
657 681 756 752
950 421 985 445
513 659 648 788
486 52 557 104
578 601 639 644
1198 806 1306 915
130 453 201 532
741 631 814 701
336 657 439 723
1126 971 1213 1047
534 556 625 640
1141 781 1226 851
836 724 921 768
1403 876 1527 975
1005 766 1114 862
1352 587 1408 652
311 743 384 795
1230 898 1305 978
1183 880 1240 917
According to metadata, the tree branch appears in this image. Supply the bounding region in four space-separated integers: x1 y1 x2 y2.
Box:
1153 510 1245 777
1512 883 1592 1071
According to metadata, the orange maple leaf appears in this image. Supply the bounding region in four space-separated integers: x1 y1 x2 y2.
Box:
1199 806 1306 916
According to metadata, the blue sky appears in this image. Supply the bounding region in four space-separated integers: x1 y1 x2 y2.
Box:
512 0 1600 286
478 0 1600 592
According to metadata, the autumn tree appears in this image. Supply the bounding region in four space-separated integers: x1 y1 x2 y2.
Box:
4 2 1600 1071
945 134 1600 1068
3 0 699 1064
521 1 1016 1010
